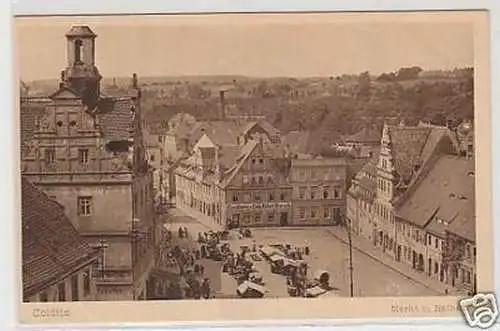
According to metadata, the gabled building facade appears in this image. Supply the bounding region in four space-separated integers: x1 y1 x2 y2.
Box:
20 26 156 301
346 120 475 294
223 140 292 228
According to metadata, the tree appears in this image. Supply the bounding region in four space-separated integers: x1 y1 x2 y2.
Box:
357 71 372 99
396 66 423 80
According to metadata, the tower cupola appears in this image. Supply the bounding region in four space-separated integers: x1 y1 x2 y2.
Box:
61 25 102 109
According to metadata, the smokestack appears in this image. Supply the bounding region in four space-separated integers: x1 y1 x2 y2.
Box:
219 90 226 120
132 73 138 89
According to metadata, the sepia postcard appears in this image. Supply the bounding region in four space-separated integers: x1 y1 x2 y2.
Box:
15 11 493 325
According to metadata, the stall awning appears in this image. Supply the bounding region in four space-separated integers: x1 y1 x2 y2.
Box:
305 285 327 297
237 281 268 295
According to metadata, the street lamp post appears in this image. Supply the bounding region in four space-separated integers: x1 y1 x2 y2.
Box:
339 209 354 298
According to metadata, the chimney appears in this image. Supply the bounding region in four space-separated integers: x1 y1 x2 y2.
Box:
132 73 138 89
446 119 454 130
219 90 226 120
60 70 66 82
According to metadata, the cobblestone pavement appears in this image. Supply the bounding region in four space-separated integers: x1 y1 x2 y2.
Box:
167 207 438 297
162 211 224 297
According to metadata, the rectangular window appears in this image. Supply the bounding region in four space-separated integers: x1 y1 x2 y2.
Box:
58 282 66 301
71 274 79 301
45 147 56 164
298 169 306 181
299 187 306 199
324 208 330 218
310 187 316 200
311 207 318 218
78 196 92 216
242 175 249 184
254 215 261 223
299 208 305 219
435 238 439 249
268 213 275 223
323 188 329 199
78 148 89 165
280 192 286 201
254 192 261 201
243 193 250 202
269 192 274 201
334 187 340 199
232 193 239 202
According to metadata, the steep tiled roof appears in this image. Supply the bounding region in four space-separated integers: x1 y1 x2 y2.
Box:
388 126 431 184
22 178 98 297
189 121 241 147
20 98 51 145
218 145 240 169
96 97 135 141
240 120 280 138
257 120 281 136
397 155 475 237
447 207 476 243
221 140 259 187
418 125 459 165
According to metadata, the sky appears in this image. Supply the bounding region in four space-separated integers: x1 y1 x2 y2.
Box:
14 13 476 81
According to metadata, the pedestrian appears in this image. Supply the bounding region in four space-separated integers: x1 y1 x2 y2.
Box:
305 246 310 256
184 227 189 238
200 265 205 275
202 278 211 299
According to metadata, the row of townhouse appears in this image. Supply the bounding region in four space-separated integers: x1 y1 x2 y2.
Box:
174 128 347 229
347 120 476 294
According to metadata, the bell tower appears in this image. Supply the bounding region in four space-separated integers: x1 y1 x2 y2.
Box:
60 26 102 109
